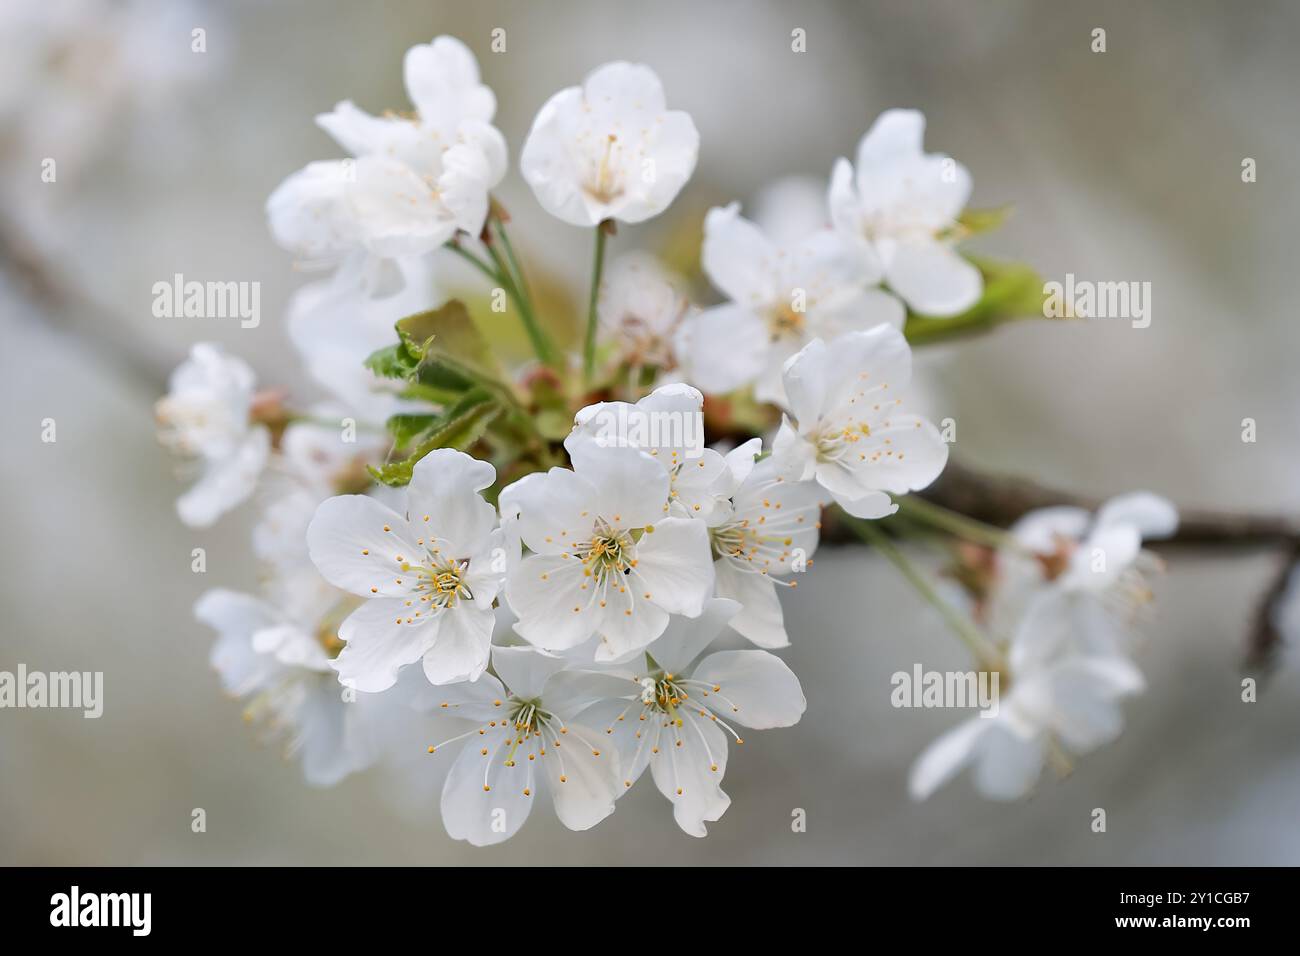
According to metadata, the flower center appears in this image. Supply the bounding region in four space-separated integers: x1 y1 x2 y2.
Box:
578 519 637 583
403 553 473 609
814 421 873 464
768 303 807 341
586 133 624 204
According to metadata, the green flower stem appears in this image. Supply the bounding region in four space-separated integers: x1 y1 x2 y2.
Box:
583 223 609 385
893 494 1019 551
482 229 559 369
445 242 500 284
849 516 1006 671
490 217 559 369
448 237 558 371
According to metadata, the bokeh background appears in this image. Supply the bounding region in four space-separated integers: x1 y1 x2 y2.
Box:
3 0 1299 865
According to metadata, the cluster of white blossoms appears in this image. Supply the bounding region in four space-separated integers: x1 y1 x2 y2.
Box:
157 36 1175 841
911 493 1178 801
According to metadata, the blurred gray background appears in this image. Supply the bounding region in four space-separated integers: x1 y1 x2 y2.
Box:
2 0 1299 865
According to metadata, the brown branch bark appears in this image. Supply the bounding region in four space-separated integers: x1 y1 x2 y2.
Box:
922 461 1300 548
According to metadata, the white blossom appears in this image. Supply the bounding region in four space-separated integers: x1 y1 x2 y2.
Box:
520 61 699 226
420 646 629 845
579 600 805 836
770 327 948 519
501 443 715 661
306 449 505 691
829 109 982 316
155 343 270 528
266 36 506 288
679 202 902 403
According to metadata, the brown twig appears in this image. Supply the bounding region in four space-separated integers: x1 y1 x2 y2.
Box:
0 219 171 392
921 461 1300 548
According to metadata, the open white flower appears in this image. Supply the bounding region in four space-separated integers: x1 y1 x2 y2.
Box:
1001 492 1178 663
911 493 1173 802
421 645 629 845
306 449 505 691
520 61 699 226
707 442 824 648
566 384 727 521
770 327 948 519
680 202 903 403
580 600 806 836
155 342 270 528
909 651 1145 802
597 252 691 368
266 36 506 284
829 109 981 316
195 584 376 787
501 444 715 661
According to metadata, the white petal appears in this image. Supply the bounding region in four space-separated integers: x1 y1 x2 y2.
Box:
1096 492 1179 540
405 448 498 555
296 679 360 786
1012 506 1091 553
421 604 495 685
581 697 653 790
306 494 422 598
632 517 715 616
542 670 641 720
855 108 926 171
195 589 280 696
418 671 508 721
719 437 764 493
403 36 496 131
701 202 777 304
649 710 730 837
348 155 456 258
884 238 982 317
646 598 741 675
499 467 598 555
176 428 269 528
908 717 985 800
850 413 950 495
542 720 621 831
315 100 441 172
438 121 508 235
1065 523 1142 592
265 161 357 262
677 303 768 395
507 553 603 650
972 724 1046 800
491 644 569 700
690 649 806 729
441 728 534 846
333 599 434 692
713 558 790 649
578 445 669 531
593 595 670 661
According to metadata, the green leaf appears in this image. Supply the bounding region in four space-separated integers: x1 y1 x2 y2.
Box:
363 343 419 381
386 413 439 448
955 205 1012 237
398 300 495 376
903 255 1048 346
368 391 500 486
